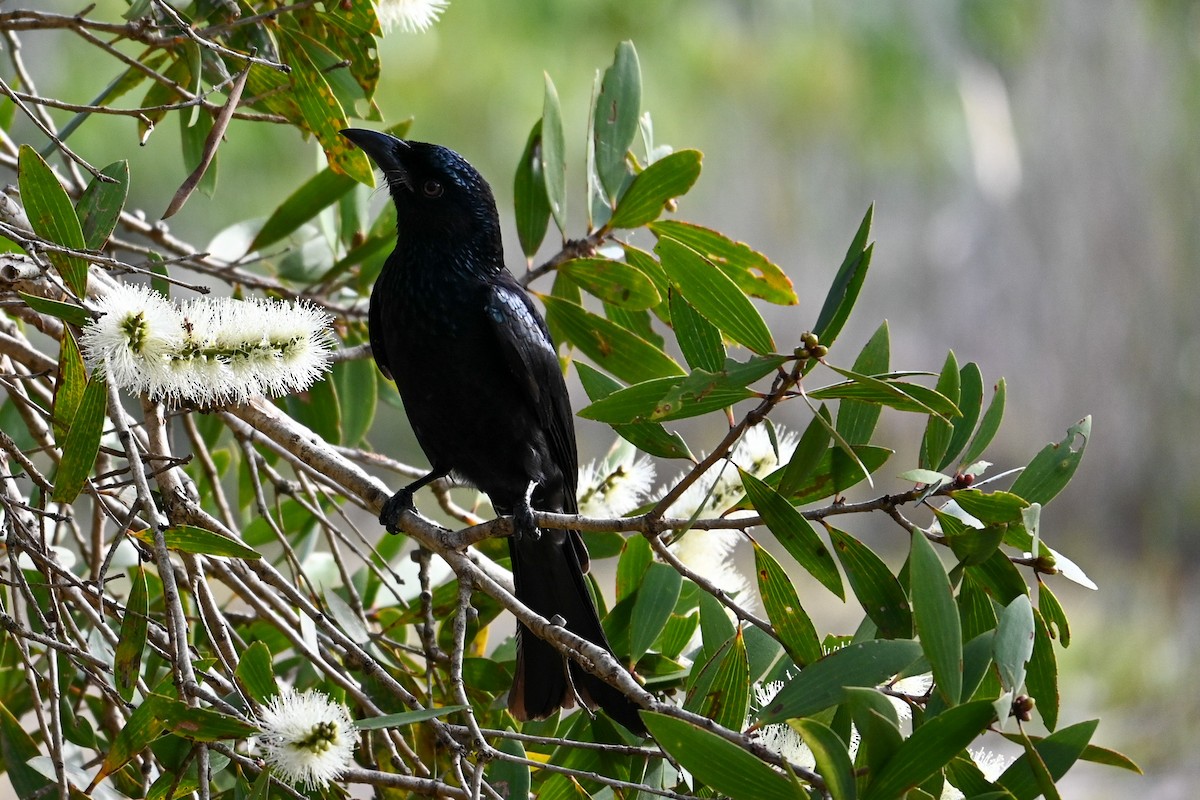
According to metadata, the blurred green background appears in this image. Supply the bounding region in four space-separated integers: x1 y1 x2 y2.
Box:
16 0 1198 796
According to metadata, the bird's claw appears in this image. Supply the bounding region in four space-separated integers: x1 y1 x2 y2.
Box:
513 502 539 542
380 488 416 534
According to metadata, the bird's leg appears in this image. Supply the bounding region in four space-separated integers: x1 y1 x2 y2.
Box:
512 480 540 542
380 468 449 533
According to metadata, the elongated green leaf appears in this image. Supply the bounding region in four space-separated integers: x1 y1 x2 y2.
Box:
696 591 736 669
863 701 996 800
577 374 681 425
994 595 1034 693
18 145 88 295
837 321 890 446
156 698 259 741
542 73 567 234
92 694 169 786
767 444 891 506
1027 609 1059 730
281 37 370 184
1009 417 1090 506
816 366 960 418
1037 582 1070 647
814 205 873 347
514 118 551 257
77 161 130 249
560 257 661 309
792 719 857 800
130 525 261 560
52 373 107 503
755 639 923 724
594 41 642 203
252 168 355 253
0 701 50 795
741 470 842 599
753 542 822 666
20 292 90 328
543 295 683 384
333 354 377 447
642 712 797 800
910 531 962 705
962 378 1006 465
356 706 469 730
685 629 750 731
574 363 692 459
997 720 1099 800
609 150 702 229
489 735 531 800
115 567 149 702
616 533 653 602
965 550 1029 606
921 352 960 469
940 362 984 471
826 526 912 639
844 688 903 780
777 406 832 498
647 369 760 422
631 563 682 660
656 237 774 354
949 489 1028 524
234 642 276 705
669 289 725 372
53 328 87 440
649 220 797 304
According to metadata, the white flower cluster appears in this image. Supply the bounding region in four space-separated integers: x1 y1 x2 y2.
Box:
577 448 657 518
375 0 448 34
257 687 358 790
81 282 335 405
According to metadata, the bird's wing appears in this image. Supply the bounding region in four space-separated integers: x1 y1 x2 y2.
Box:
484 280 579 511
368 285 393 381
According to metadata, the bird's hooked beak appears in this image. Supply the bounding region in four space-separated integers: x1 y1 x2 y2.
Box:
340 128 411 188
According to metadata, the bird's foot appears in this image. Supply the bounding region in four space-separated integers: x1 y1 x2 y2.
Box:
380 488 416 534
512 500 540 542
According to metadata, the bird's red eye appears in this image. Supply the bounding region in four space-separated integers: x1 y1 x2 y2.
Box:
422 180 443 198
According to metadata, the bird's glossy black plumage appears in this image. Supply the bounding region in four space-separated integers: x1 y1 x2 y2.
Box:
340 128 644 735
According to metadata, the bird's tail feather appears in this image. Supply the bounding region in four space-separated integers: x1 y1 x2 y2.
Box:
507 529 646 736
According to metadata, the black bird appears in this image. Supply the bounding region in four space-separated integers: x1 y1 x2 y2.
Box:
340 129 645 736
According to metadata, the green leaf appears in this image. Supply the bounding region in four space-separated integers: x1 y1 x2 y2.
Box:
283 372 341 444
21 292 90 328
997 720 1099 800
333 354 377 448
1027 609 1059 730
655 236 774 354
936 510 1005 567
630 563 682 660
514 119 552 257
696 591 736 669
740 470 842 599
965 550 1029 607
647 359 784 423
52 328 87 440
489 734 531 800
594 41 642 203
863 701 996 800
939 362 984 472
52 373 107 503
609 150 702 229
950 489 1029 525
115 567 149 702
774 445 892 506
669 289 725 372
156 698 259 742
910 531 963 705
93 694 170 785
1009 417 1090 506
77 161 130 249
962 378 1006 466
18 145 89 296
574 363 692 459
815 366 960 418
753 542 822 666
543 295 684 384
178 109 218 202
685 629 750 731
0 701 51 796
826 525 912 639
755 639 923 724
641 712 797 800
792 718 857 800
921 351 960 469
813 205 873 347
836 321 890 446
252 168 354 253
993 595 1034 693
356 706 469 730
134 524 260 561
1037 582 1071 647
649 220 797 305
777 406 833 499
542 73 567 234
616 534 652 602
234 642 276 705
560 257 661 309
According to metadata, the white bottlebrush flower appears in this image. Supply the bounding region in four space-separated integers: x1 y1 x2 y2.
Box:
81 282 335 405
577 451 656 517
375 0 448 33
257 687 357 791
752 679 814 767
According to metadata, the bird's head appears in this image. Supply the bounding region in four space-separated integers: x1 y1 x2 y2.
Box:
340 129 502 253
